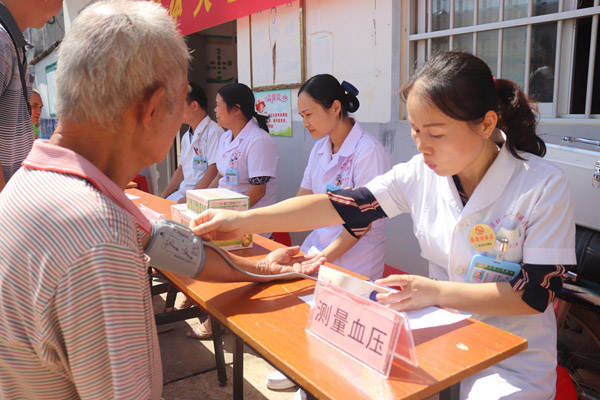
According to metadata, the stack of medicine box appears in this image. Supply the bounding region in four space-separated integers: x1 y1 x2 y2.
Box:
170 188 252 250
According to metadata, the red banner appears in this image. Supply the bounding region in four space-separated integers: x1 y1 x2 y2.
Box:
159 0 293 36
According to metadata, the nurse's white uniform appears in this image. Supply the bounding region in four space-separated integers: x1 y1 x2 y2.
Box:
366 139 576 399
167 116 223 202
216 119 279 209
300 121 390 279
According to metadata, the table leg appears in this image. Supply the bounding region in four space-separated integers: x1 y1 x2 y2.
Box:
211 317 228 387
233 336 244 400
305 390 318 400
439 382 461 400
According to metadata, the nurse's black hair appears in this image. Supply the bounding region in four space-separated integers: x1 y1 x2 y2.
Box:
298 74 360 119
187 82 208 111
217 83 269 133
401 51 545 159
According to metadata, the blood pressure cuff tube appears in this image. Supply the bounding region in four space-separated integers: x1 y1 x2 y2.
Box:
144 219 206 278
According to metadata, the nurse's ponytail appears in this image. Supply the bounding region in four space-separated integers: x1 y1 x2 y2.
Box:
402 51 545 159
217 83 270 133
299 74 360 119
252 111 269 133
495 78 545 158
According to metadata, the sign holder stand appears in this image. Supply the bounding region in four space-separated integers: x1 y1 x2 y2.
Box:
306 278 417 378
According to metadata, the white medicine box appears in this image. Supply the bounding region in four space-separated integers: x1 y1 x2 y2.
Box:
183 188 252 250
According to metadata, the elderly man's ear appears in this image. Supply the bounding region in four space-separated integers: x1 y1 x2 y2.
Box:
140 87 167 127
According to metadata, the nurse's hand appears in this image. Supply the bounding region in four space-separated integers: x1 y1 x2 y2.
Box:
190 209 244 241
374 275 441 311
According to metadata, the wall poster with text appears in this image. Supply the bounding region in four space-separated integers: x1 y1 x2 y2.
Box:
254 89 292 137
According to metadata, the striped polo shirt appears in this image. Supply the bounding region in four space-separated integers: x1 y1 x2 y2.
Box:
0 3 35 184
0 141 162 399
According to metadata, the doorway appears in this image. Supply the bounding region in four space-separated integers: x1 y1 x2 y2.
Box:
153 21 238 195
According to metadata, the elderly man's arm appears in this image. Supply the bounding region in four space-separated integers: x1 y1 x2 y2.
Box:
142 223 323 282
198 245 323 282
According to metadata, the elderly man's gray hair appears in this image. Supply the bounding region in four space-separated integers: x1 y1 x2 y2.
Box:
56 0 190 127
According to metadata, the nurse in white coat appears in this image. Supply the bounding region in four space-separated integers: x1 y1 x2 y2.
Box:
192 52 576 399
162 83 223 203
190 83 279 340
266 74 391 393
209 83 279 210
296 74 390 280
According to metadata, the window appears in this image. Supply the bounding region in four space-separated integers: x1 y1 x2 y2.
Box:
407 0 600 121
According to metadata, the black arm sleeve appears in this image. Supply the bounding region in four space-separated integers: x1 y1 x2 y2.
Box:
327 187 388 239
510 263 569 312
249 176 271 185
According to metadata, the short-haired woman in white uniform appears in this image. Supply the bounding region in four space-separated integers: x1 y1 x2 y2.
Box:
191 51 576 399
162 83 223 203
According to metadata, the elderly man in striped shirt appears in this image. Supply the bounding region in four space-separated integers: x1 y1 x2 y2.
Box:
0 2 322 399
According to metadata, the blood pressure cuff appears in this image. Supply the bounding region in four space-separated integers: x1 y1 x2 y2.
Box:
144 219 206 278
327 187 388 239
510 263 569 312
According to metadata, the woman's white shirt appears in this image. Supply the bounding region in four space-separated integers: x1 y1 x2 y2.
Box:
216 119 279 209
179 116 223 193
300 121 390 279
366 143 576 399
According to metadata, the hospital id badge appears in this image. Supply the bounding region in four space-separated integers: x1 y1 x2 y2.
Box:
466 254 521 283
225 169 239 185
325 183 340 193
193 156 208 171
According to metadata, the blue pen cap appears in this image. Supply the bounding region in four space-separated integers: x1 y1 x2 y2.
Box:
369 290 379 301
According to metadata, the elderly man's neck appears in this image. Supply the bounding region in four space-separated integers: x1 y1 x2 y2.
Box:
49 120 139 189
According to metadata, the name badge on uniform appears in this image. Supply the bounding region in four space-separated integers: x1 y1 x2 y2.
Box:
193 156 208 171
465 235 521 283
225 169 239 185
325 183 340 193
466 255 521 283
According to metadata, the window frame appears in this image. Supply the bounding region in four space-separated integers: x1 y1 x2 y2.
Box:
404 0 600 123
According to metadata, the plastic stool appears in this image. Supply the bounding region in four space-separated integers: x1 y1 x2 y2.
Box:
133 174 149 193
271 232 292 247
383 264 408 277
555 365 576 399
382 264 408 291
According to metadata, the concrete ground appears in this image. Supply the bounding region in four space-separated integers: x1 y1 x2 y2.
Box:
154 292 298 400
